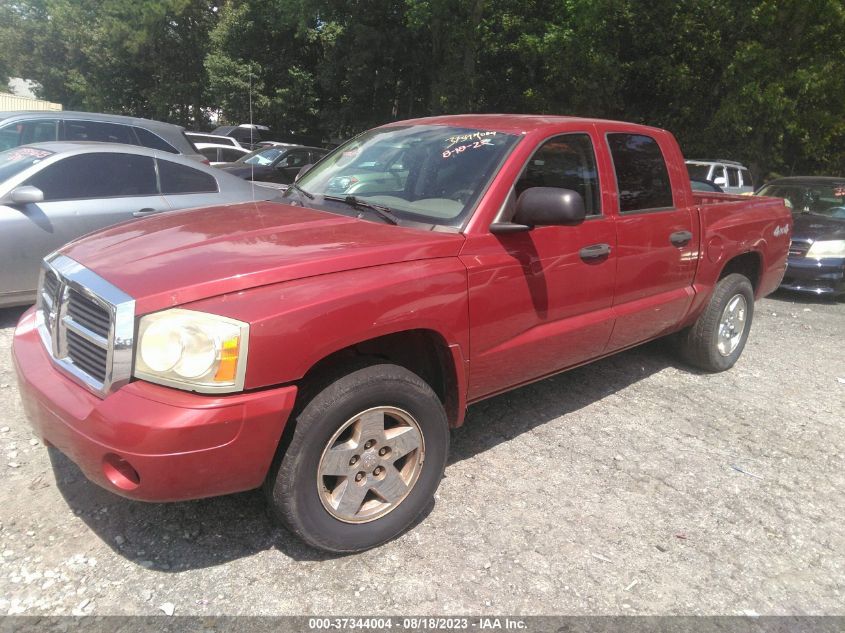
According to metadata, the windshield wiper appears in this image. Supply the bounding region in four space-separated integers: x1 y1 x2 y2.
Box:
289 182 314 200
322 195 400 225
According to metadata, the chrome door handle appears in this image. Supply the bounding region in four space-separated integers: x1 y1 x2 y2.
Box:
670 230 693 247
579 243 612 260
132 208 158 217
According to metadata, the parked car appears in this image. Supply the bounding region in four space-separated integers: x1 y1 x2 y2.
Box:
690 178 724 193
0 111 205 162
217 144 329 185
194 142 251 165
185 132 244 149
0 142 279 307
686 159 754 194
755 176 845 296
12 115 790 553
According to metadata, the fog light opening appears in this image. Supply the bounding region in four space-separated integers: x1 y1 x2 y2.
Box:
102 453 141 491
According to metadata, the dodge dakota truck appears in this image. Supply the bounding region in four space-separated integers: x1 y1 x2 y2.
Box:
12 115 791 552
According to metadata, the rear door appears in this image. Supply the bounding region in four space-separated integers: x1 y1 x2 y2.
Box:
463 130 618 400
3 152 167 297
600 128 697 351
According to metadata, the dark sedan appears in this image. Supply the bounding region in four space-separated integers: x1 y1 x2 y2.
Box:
756 177 845 296
216 144 328 185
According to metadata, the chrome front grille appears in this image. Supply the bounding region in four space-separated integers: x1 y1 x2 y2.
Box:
788 238 812 258
36 254 135 397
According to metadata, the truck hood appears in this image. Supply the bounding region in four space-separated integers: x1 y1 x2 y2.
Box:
60 200 465 314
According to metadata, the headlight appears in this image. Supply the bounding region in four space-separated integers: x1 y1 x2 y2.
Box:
134 309 249 393
806 239 845 259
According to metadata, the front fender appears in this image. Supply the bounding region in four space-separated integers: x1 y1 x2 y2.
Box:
183 258 470 390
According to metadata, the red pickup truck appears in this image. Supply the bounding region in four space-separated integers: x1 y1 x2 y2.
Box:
12 115 790 552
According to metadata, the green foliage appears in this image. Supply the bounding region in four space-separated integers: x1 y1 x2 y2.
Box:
2 0 843 175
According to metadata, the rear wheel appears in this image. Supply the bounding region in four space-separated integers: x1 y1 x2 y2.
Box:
265 363 449 553
676 273 755 372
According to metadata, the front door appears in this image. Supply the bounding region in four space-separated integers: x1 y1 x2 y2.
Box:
462 132 618 400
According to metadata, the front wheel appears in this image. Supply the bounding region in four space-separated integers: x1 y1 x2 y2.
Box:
265 363 449 553
676 273 755 372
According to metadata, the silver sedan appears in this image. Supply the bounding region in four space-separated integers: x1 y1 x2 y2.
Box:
0 142 280 307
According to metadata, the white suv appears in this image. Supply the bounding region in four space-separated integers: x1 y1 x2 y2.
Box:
685 159 754 194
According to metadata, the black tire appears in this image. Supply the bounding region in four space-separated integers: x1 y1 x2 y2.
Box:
264 363 449 553
676 273 755 372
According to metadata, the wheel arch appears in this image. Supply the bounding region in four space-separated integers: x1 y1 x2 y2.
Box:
294 328 466 429
717 250 763 295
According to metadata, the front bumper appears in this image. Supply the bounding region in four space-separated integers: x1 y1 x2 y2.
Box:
12 308 297 502
780 256 845 296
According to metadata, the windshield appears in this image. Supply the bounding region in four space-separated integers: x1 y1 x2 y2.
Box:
686 163 711 180
289 124 521 226
757 182 845 219
240 147 285 166
0 146 55 183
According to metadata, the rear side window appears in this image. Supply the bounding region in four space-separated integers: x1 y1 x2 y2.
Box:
157 158 218 194
220 147 246 162
740 169 753 188
607 133 673 212
199 147 218 162
64 120 136 144
134 127 179 153
516 133 601 215
727 168 739 187
24 153 157 200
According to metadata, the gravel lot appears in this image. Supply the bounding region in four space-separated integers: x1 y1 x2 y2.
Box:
0 292 843 617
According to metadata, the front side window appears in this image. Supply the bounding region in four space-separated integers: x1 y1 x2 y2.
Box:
290 125 521 226
727 168 739 187
607 133 673 212
24 153 157 200
516 133 601 215
157 158 218 194
278 150 310 169
242 147 284 166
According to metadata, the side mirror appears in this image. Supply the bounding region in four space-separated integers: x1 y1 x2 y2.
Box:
490 187 586 234
2 186 44 205
713 177 727 187
295 164 313 181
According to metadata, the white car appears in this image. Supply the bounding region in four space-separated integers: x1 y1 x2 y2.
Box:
685 159 754 195
194 142 251 166
185 132 245 150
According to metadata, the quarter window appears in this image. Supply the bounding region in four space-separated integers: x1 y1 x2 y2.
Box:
134 127 179 153
24 153 157 200
515 133 601 215
740 169 753 189
157 158 218 194
607 133 673 212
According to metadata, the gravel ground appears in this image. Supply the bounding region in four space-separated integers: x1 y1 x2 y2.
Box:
0 292 843 617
